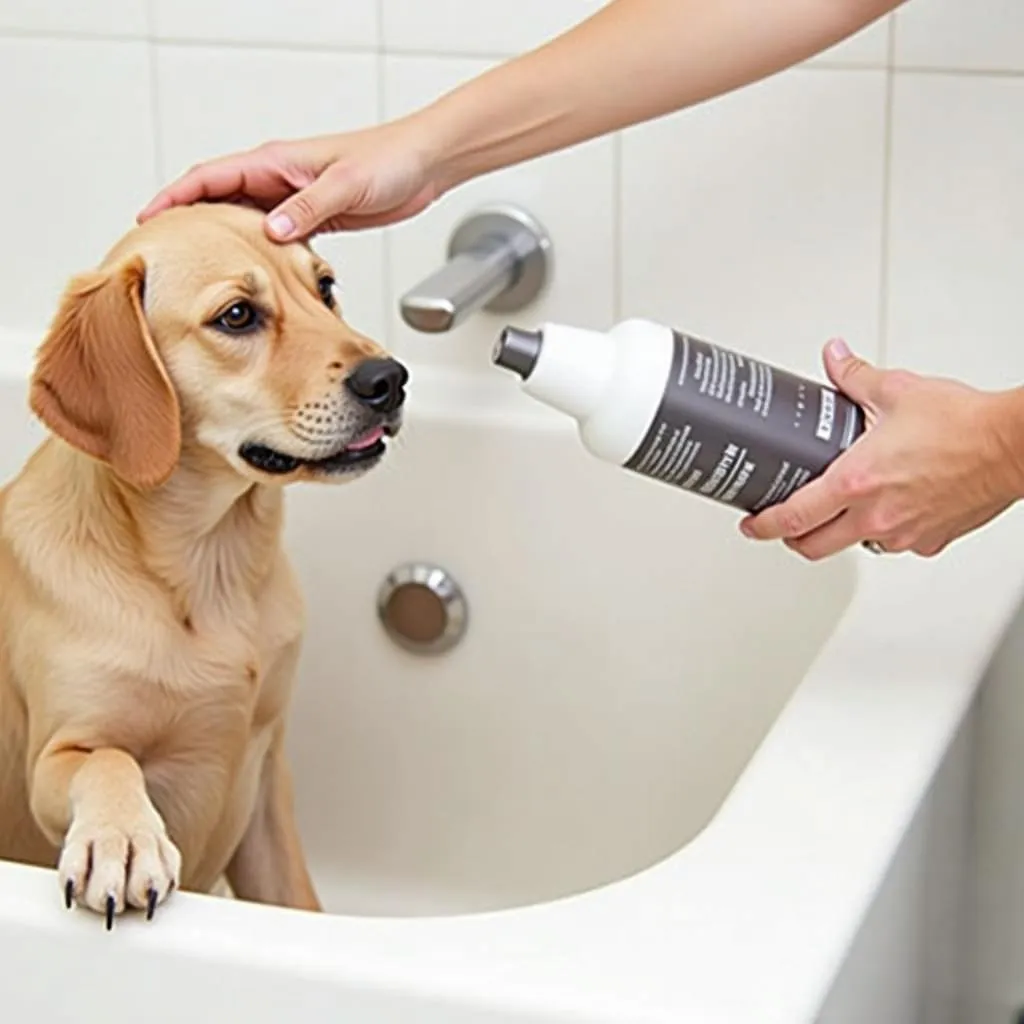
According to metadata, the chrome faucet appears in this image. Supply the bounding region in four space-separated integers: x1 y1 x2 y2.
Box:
398 204 553 333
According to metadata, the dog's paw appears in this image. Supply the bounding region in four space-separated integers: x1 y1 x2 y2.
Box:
59 808 182 929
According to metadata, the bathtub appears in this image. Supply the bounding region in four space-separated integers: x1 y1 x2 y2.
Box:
0 326 1022 1023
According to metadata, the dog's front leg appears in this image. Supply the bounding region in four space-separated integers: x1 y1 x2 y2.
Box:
31 744 181 927
225 732 321 912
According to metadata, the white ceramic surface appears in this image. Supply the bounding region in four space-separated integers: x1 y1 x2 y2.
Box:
381 0 607 56
151 0 378 49
0 37 157 332
620 67 888 380
0 0 146 37
895 0 1024 71
886 72 1024 387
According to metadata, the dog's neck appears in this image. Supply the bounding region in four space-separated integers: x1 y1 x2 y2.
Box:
120 443 267 548
35 438 286 622
116 443 285 615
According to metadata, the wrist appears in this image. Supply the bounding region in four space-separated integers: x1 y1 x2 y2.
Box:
407 89 514 197
400 99 468 197
405 61 575 196
382 105 453 196
987 386 1024 501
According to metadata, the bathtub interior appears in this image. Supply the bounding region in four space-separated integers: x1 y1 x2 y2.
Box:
281 393 857 916
0 375 856 918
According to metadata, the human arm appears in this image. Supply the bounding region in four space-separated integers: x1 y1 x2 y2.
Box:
139 0 905 239
424 0 904 192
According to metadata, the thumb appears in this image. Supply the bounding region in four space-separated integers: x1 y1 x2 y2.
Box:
822 337 885 406
265 168 354 241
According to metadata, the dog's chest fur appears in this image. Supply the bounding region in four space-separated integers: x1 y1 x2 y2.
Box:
0 445 306 885
137 537 306 885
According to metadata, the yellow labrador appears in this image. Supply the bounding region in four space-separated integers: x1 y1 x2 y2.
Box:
0 202 406 927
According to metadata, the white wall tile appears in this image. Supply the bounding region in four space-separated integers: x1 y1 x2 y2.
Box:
156 45 385 341
0 38 156 333
0 0 146 37
152 0 377 49
809 15 891 67
382 0 606 55
886 74 1023 389
383 56 616 371
895 0 1024 72
621 69 887 381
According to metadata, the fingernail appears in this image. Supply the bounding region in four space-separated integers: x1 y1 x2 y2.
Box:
267 212 295 239
739 519 755 538
828 338 851 360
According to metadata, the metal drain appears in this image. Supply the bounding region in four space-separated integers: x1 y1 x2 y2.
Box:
377 563 468 655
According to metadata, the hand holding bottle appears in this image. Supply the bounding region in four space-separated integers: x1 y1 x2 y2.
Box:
739 340 1024 558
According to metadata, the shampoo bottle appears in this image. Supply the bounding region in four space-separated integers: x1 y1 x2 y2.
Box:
492 319 864 515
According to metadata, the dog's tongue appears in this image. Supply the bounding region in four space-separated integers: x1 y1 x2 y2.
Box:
346 426 385 451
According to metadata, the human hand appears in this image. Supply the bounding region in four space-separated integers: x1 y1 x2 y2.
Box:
739 339 1024 560
137 116 444 241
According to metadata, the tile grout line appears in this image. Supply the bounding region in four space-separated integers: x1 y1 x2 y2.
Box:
145 0 165 186
0 26 378 54
0 27 145 43
876 16 897 369
889 63 1024 78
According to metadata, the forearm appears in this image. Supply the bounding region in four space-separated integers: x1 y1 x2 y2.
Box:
420 0 904 189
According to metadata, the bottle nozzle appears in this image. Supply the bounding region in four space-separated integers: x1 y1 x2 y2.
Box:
492 325 543 380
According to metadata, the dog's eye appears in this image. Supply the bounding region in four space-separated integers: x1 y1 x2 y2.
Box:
214 301 261 334
317 275 337 310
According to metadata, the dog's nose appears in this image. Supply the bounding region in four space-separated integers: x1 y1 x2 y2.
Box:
344 357 409 414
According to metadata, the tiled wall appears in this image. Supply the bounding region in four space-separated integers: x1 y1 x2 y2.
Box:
0 0 1020 391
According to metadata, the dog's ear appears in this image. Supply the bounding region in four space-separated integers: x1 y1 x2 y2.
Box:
30 255 181 489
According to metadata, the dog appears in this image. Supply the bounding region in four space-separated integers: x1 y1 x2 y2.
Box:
0 202 406 927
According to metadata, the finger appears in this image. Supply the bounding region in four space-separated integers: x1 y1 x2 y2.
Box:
739 475 848 541
822 338 887 408
265 167 357 241
783 511 864 561
138 160 259 222
136 193 174 222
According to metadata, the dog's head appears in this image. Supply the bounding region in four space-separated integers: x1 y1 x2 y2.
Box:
29 202 407 489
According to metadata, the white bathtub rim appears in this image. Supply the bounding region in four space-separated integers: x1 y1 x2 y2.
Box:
0 328 1022 1021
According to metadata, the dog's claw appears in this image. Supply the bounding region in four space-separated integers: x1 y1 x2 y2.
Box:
64 879 74 910
146 887 158 921
105 895 115 931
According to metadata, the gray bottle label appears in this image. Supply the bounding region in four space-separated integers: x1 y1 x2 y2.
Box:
623 331 864 513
